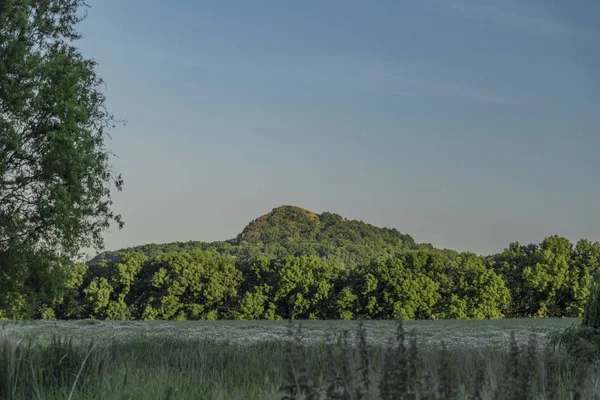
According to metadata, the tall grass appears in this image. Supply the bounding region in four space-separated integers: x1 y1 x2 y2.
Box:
281 320 599 399
0 321 599 399
553 274 600 359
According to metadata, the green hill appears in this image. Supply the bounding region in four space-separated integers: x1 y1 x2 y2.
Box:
89 205 432 267
68 206 600 321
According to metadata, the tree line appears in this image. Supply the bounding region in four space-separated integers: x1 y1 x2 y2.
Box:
2 235 596 320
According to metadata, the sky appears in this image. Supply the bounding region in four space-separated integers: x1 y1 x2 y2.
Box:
77 0 600 257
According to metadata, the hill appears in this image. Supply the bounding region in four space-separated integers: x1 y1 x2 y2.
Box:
89 205 433 267
63 207 600 321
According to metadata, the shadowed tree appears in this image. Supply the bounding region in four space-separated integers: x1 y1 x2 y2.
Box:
0 0 123 318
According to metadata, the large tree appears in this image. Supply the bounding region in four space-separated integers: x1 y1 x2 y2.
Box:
0 0 123 318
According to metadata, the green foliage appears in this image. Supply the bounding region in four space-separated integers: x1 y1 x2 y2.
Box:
51 238 597 321
353 254 441 319
566 239 600 316
142 251 242 320
55 247 515 321
4 196 600 320
77 206 600 321
553 274 600 359
236 285 277 320
522 236 573 317
235 255 345 320
92 206 419 269
83 277 113 318
0 249 70 319
488 237 600 317
0 0 123 318
435 252 510 319
272 256 344 319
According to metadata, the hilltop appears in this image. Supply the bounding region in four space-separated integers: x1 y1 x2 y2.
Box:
238 205 416 246
237 205 319 242
89 205 434 266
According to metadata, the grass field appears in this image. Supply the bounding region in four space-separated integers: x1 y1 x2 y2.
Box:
2 318 576 347
0 318 595 399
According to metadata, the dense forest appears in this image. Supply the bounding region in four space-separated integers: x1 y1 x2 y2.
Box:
6 205 597 321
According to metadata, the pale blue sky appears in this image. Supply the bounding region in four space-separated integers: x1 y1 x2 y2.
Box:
79 0 600 256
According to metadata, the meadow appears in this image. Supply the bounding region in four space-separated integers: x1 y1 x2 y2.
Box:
2 318 598 399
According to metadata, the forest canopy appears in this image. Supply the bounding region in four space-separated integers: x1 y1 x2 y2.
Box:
46 206 600 321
